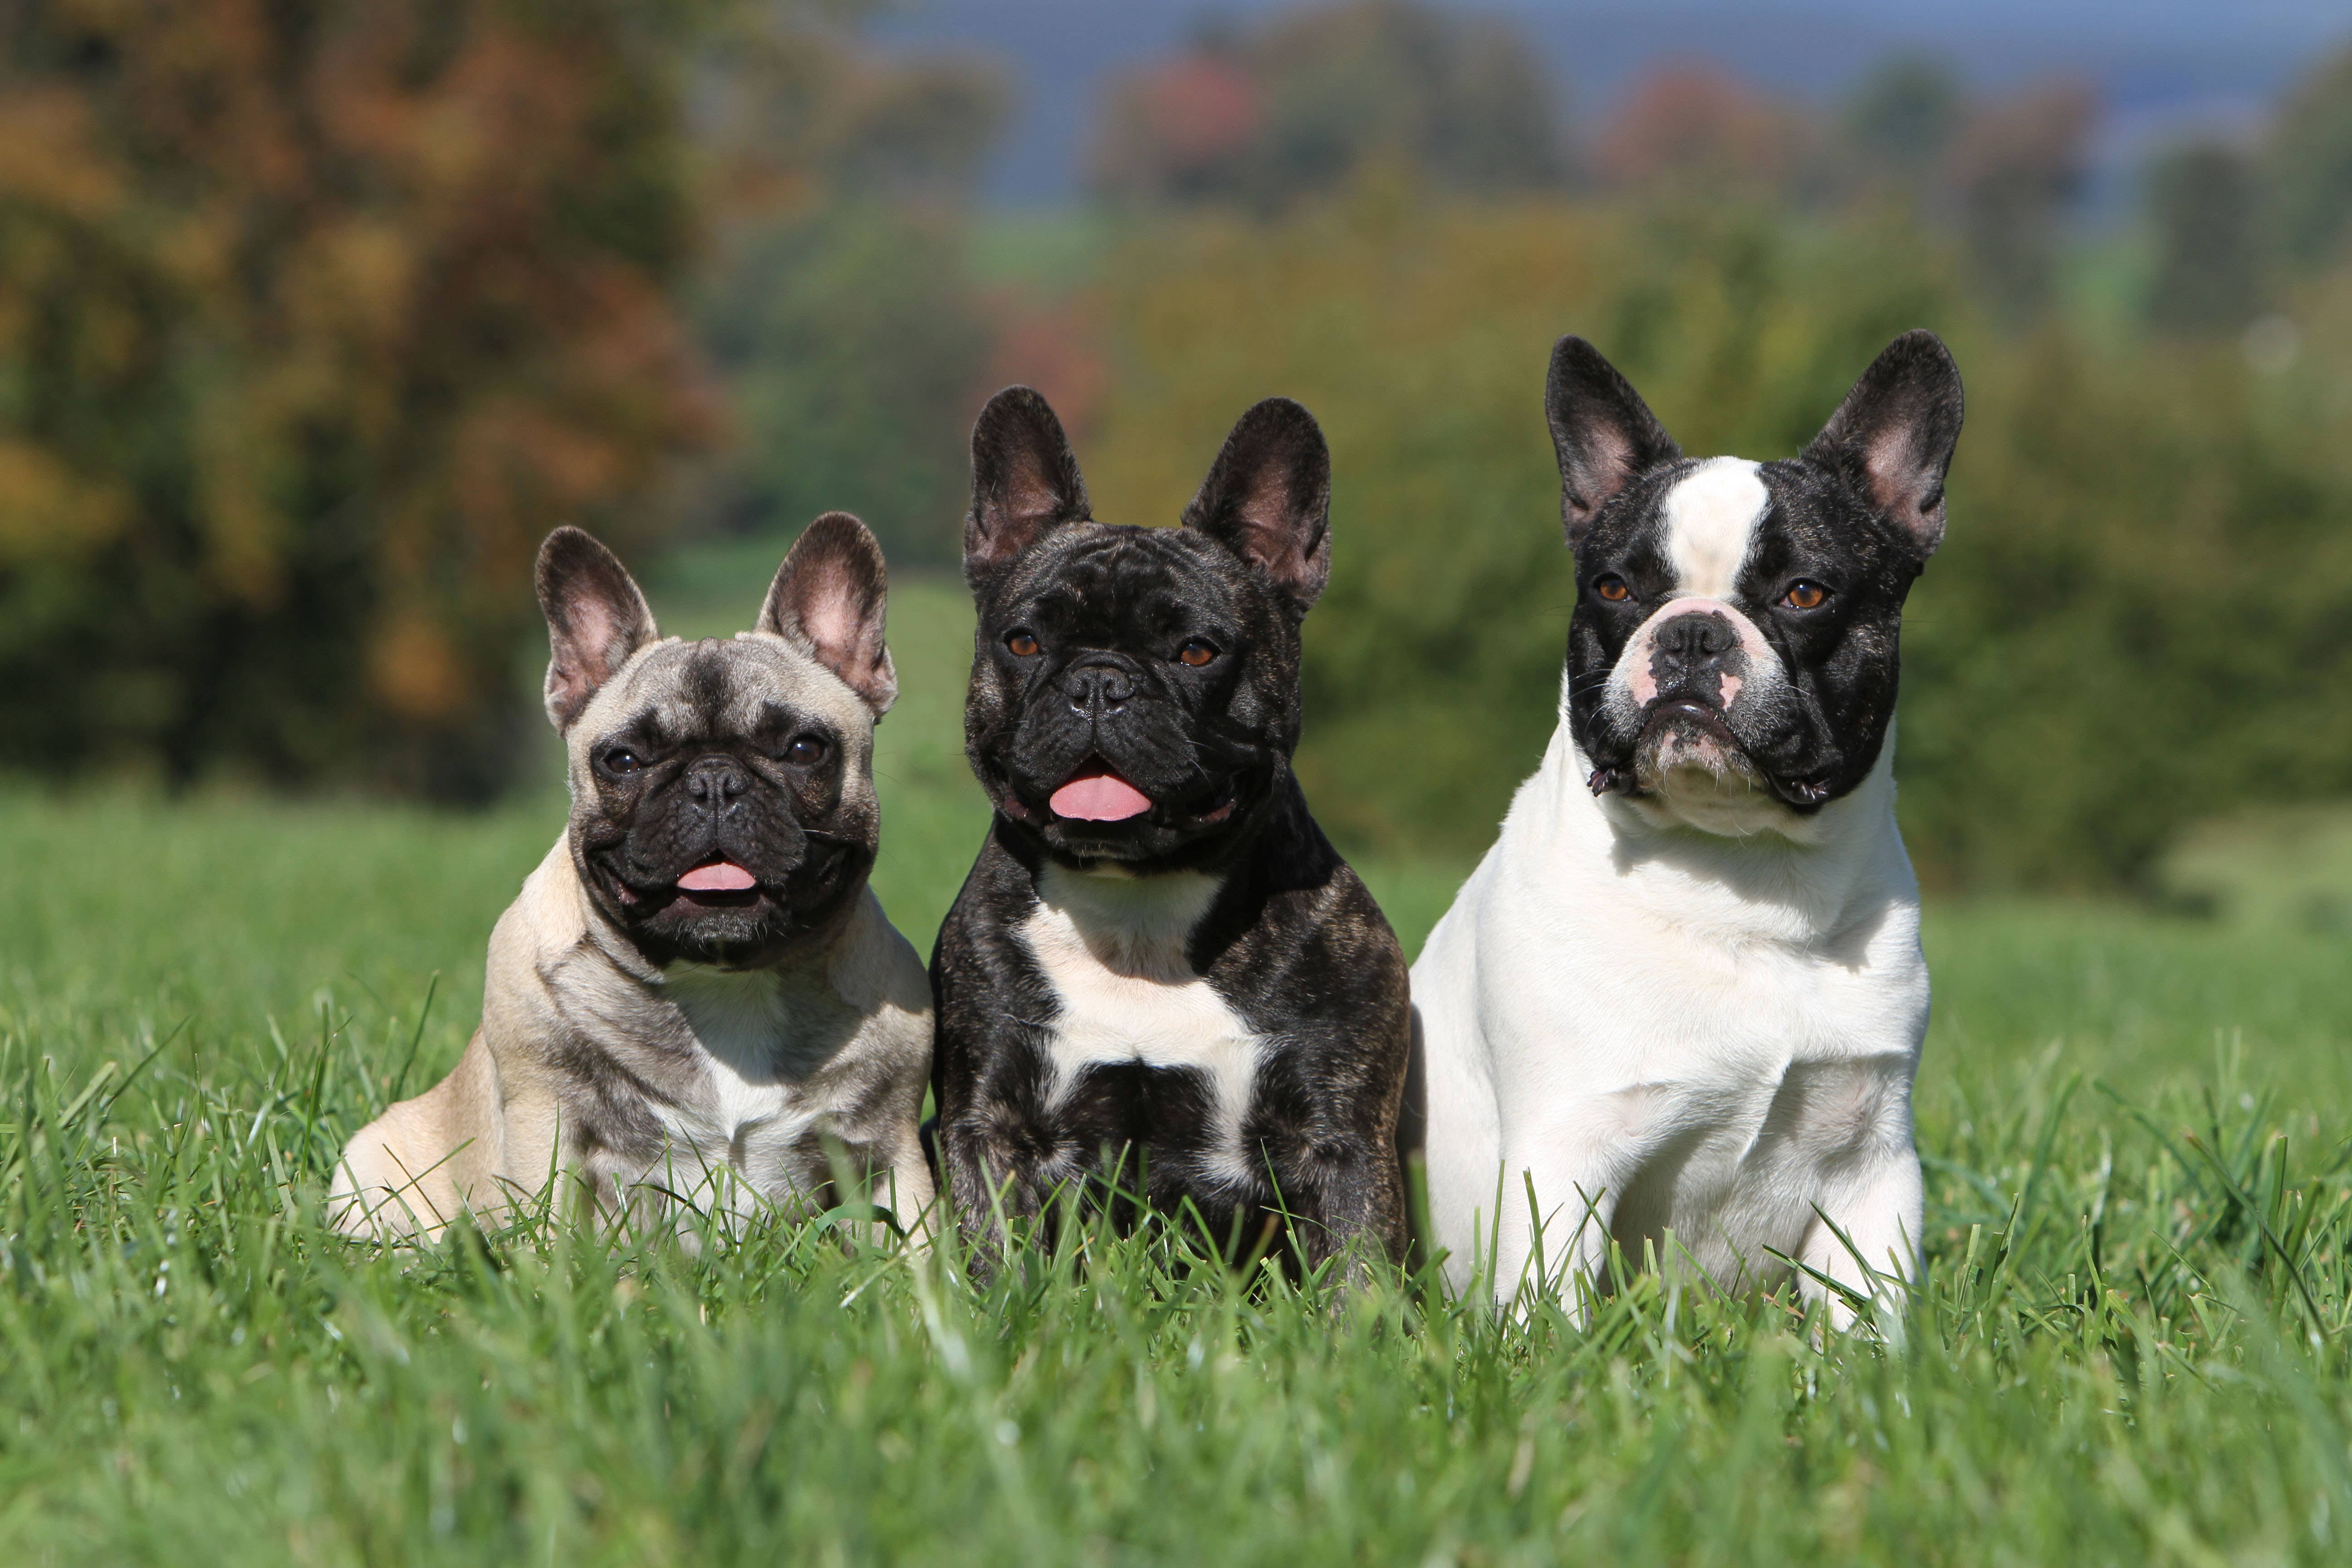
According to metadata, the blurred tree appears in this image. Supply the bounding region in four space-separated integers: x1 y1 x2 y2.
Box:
690 19 1006 566
1945 81 2097 325
1088 39 1264 205
696 204 999 566
2262 44 2352 271
2142 139 2264 334
1844 55 1962 191
1594 66 1813 198
0 0 716 795
1089 0 1567 211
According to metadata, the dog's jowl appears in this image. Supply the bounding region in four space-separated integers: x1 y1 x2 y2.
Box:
931 387 1411 1274
1409 331 1965 1319
331 516 936 1240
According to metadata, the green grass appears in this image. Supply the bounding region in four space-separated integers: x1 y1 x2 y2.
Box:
4 569 2351 1563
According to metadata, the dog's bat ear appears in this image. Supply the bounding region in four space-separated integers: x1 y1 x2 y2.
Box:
1545 336 1682 549
536 525 657 733
1182 397 1332 617
965 386 1091 591
759 510 897 719
1802 328 1965 558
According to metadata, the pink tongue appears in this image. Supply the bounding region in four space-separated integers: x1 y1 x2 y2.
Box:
1049 772 1154 821
677 861 757 893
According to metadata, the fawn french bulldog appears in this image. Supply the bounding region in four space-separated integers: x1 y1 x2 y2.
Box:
331 517 934 1242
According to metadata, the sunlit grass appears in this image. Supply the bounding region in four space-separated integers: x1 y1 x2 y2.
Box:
3 568 2350 1561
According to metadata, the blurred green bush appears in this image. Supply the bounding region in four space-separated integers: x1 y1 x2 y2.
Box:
1080 191 2352 890
2158 803 2352 933
687 16 1006 568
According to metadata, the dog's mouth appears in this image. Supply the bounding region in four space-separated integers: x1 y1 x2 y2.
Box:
1641 697 1741 749
1026 763 1239 831
610 858 764 912
673 858 762 908
1587 698 1835 809
1049 767 1154 822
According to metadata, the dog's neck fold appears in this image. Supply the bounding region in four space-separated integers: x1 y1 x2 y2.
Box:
1550 719 1912 946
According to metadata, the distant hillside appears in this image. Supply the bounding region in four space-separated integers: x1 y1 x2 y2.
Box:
871 0 2342 206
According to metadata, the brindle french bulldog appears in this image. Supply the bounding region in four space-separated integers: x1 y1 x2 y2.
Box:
930 388 1411 1277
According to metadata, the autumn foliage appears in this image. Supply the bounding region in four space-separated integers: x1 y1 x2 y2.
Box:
0 0 715 793
1089 0 1566 211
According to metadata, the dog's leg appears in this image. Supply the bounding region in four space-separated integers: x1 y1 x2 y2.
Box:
1278 1140 1410 1280
936 1110 1065 1278
879 1133 940 1250
1796 1147 1924 1332
1487 1134 1630 1318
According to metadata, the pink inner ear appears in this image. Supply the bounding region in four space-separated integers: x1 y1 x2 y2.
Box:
1862 427 1918 515
570 600 625 667
550 599 628 716
785 563 882 684
1571 425 1637 518
1592 425 1632 479
804 601 873 679
1004 466 1065 527
1236 483 1297 567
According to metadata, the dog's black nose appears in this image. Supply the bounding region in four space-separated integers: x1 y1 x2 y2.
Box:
1063 660 1134 721
685 755 748 810
1652 612 1738 667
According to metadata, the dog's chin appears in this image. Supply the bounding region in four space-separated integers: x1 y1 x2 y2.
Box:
627 895 796 966
1610 704 1831 838
1632 705 1769 796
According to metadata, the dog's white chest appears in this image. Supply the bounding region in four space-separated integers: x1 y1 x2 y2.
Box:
1019 867 1262 1179
652 965 826 1192
1414 734 1931 1300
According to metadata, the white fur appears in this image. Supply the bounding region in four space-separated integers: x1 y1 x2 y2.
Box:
645 964 832 1215
1662 457 1768 597
1415 462 1926 1323
1019 864 1264 1190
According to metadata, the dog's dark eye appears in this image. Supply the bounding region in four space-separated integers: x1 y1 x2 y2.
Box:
1781 580 1830 610
601 747 642 777
1177 639 1217 667
1007 631 1040 658
785 735 828 767
1594 574 1631 603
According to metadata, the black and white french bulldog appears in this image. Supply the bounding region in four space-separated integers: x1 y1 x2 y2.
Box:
1409 331 1964 1321
331 516 935 1242
930 387 1411 1274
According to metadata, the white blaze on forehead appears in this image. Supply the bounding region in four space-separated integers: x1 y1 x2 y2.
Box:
1608 458 1785 716
1662 458 1769 599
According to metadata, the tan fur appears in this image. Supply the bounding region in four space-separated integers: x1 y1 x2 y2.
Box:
330 837 935 1244
329 538 933 1246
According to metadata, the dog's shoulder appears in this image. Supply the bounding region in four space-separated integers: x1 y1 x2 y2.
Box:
932 820 1048 978
478 836 610 1055
1192 789 1408 1042
821 889 935 1072
827 887 930 1009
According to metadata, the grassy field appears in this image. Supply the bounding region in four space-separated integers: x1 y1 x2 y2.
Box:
3 569 2350 1564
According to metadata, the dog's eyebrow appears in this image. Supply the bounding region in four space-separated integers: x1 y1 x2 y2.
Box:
616 709 676 750
750 700 819 736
